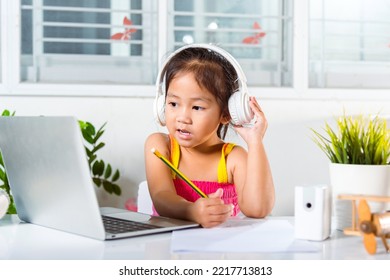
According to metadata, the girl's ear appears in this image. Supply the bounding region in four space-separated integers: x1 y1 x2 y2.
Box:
221 114 230 125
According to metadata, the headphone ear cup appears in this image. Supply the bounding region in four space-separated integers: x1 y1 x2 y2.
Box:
153 94 166 126
228 90 253 125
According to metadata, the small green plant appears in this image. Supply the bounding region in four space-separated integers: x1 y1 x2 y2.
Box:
0 109 121 214
311 114 390 165
0 110 17 214
79 121 121 196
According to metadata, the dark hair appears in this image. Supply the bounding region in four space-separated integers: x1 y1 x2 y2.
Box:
162 47 238 139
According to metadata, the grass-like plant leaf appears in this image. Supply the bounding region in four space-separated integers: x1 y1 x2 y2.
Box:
311 114 390 165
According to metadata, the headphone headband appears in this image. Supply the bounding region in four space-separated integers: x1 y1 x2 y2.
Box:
155 44 247 97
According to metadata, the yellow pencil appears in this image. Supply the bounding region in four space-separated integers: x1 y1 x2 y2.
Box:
151 148 208 198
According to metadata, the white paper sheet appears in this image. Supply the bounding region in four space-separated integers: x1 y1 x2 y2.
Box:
171 219 320 253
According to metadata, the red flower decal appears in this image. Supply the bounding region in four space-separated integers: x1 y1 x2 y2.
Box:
111 16 137 40
242 21 266 44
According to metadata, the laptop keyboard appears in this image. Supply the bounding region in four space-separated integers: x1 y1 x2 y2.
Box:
102 215 162 234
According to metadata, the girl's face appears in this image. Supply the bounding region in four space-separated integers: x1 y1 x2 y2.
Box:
164 72 226 149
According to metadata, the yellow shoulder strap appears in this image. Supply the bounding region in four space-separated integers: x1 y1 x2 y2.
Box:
217 143 236 183
169 135 180 178
169 136 235 182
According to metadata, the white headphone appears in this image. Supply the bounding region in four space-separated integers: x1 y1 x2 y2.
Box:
153 44 253 126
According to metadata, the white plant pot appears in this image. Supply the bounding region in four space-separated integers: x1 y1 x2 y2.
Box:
329 163 390 231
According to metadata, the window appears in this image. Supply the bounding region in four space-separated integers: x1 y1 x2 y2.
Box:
309 0 390 88
0 0 387 97
21 0 158 84
168 0 293 87
19 0 292 87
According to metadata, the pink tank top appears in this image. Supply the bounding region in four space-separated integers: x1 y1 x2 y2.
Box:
153 135 240 216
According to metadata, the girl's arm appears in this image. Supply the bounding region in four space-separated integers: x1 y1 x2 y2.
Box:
144 133 232 227
231 97 275 218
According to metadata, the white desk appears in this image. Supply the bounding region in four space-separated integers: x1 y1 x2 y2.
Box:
0 215 389 260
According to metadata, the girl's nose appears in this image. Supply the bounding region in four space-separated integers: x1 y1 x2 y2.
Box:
176 108 192 124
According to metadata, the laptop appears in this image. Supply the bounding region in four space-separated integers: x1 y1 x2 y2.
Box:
0 116 198 240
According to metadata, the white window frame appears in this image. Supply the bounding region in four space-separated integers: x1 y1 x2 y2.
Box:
1 0 389 100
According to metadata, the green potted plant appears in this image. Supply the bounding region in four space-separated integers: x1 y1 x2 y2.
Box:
311 114 390 230
0 109 121 215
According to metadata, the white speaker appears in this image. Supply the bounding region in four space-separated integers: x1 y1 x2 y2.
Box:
294 185 331 241
0 188 10 219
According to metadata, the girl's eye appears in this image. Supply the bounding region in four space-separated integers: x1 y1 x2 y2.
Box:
168 102 177 107
193 106 204 111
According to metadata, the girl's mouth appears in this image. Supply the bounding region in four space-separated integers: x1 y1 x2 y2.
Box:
178 129 191 136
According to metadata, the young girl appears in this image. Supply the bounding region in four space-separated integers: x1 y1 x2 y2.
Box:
144 45 274 228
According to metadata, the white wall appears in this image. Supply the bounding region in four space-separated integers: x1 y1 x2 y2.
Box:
2 94 390 215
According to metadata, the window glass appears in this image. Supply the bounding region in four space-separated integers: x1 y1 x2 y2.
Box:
20 0 157 84
309 0 390 88
168 0 293 87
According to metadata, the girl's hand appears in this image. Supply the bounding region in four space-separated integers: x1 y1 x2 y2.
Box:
233 97 267 144
190 188 232 228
